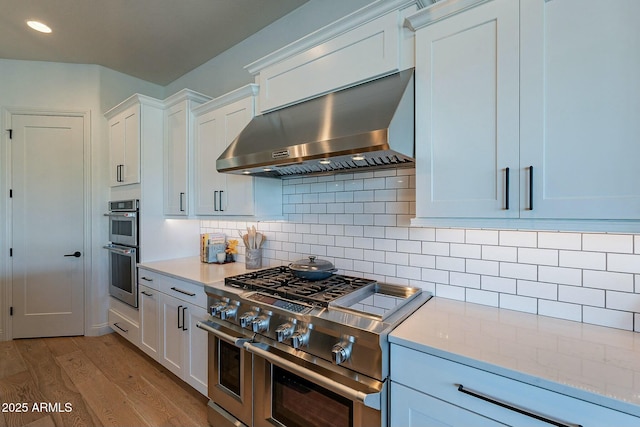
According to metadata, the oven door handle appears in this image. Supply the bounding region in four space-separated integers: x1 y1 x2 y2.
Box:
243 342 382 410
196 320 252 348
103 245 136 255
103 212 137 218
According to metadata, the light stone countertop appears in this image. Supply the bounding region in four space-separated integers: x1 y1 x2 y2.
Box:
389 297 640 418
139 256 252 290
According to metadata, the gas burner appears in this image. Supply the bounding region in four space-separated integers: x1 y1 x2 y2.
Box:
225 266 375 306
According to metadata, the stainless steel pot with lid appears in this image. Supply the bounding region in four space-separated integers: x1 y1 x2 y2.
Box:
289 256 337 280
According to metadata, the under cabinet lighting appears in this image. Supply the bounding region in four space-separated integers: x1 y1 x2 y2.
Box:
351 154 365 161
319 159 331 165
242 171 251 175
27 20 52 33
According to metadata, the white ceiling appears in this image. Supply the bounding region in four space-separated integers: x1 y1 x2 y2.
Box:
0 0 309 86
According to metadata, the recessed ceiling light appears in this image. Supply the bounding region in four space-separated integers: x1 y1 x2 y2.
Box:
27 20 52 34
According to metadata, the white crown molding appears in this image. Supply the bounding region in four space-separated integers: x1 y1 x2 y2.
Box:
245 0 422 75
163 88 212 108
104 93 164 118
192 84 259 116
404 0 490 31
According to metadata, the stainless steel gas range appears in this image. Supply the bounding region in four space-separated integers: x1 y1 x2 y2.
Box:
196 265 431 427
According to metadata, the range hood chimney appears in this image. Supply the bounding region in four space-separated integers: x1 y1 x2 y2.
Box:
216 69 415 178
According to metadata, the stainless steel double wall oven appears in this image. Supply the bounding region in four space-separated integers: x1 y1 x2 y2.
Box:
197 265 431 427
104 199 139 307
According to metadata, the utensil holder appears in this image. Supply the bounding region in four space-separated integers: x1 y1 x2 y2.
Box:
245 248 262 269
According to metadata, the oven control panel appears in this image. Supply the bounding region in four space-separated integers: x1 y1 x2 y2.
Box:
247 293 313 314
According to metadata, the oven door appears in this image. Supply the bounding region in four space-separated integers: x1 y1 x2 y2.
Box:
246 342 385 427
104 244 138 308
196 319 253 427
105 211 138 246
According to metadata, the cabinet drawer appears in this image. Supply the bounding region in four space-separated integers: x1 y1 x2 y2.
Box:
139 269 206 308
109 308 140 346
391 345 640 427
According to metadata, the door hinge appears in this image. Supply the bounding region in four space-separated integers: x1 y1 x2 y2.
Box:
7 129 12 139
9 307 13 316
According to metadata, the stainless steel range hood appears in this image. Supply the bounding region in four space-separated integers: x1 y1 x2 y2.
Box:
216 69 415 178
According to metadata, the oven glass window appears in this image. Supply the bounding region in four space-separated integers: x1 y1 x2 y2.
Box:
112 219 133 238
272 366 353 427
219 340 241 396
110 251 132 293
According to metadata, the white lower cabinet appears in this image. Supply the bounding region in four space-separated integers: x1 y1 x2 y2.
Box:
390 344 640 427
138 268 208 396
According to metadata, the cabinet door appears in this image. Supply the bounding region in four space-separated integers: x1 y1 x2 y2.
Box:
108 104 140 187
414 0 519 218
219 98 255 216
183 304 208 395
139 284 160 360
194 96 255 216
390 382 505 427
520 0 640 219
160 293 186 378
164 101 189 215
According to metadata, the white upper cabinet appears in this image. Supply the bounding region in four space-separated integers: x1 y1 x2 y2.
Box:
192 85 282 218
246 0 419 113
520 0 640 220
107 102 139 186
163 89 211 216
412 0 519 218
408 0 640 227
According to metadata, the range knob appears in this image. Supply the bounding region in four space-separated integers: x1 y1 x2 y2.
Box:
331 336 355 365
251 311 272 333
220 300 240 320
239 307 260 328
291 324 313 349
275 320 296 342
209 298 229 316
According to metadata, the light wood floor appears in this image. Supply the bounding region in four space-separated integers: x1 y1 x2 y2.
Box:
0 333 208 427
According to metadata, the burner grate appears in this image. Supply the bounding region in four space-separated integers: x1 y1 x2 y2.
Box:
225 266 375 307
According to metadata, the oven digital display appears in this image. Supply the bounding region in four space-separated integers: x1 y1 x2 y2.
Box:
272 366 352 427
248 293 312 314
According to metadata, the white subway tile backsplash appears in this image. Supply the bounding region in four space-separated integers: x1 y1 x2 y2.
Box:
559 250 606 270
500 230 537 248
481 276 516 294
202 170 640 333
583 233 633 254
482 245 517 262
538 232 582 250
499 294 538 314
583 270 634 292
558 285 604 307
466 259 499 276
608 254 640 274
538 266 582 286
583 307 633 331
436 228 465 243
466 289 499 307
466 229 499 245
518 248 558 266
500 262 537 281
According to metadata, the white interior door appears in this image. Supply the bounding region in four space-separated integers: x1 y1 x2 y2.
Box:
11 114 85 338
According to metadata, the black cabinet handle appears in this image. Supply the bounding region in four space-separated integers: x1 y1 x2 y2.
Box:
219 190 224 212
505 167 510 210
64 251 82 258
113 322 128 333
214 190 218 211
457 384 581 427
170 287 196 297
141 276 153 282
182 306 188 331
529 166 534 210
179 192 185 212
178 305 183 329
141 291 153 297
